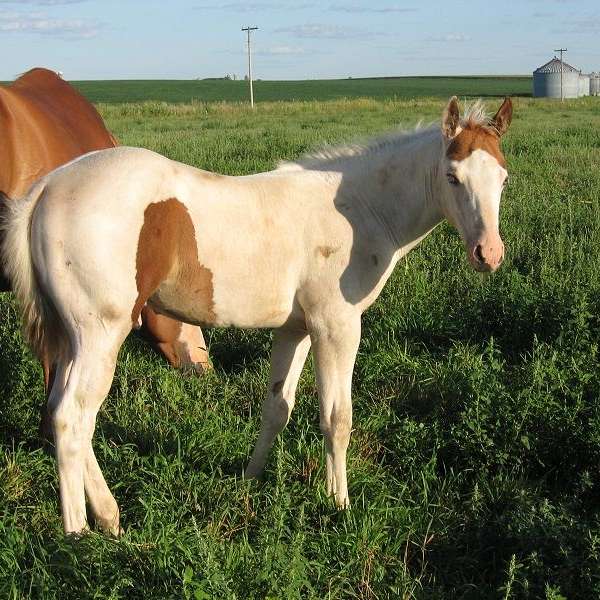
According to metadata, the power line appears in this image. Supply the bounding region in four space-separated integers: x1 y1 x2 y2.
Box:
242 26 258 108
554 48 567 102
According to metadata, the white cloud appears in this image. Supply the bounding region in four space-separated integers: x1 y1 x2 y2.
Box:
275 23 382 39
427 33 471 42
225 44 314 57
555 14 600 34
329 4 416 13
0 10 100 38
256 45 307 56
194 2 314 11
0 0 88 4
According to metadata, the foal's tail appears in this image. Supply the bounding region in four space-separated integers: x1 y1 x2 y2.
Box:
1 182 68 365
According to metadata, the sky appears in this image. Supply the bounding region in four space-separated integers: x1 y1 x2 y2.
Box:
0 0 599 80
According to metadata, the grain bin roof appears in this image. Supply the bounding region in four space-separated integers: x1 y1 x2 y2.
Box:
534 57 580 74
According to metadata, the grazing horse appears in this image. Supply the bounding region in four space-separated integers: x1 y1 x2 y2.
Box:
0 67 210 376
2 96 512 535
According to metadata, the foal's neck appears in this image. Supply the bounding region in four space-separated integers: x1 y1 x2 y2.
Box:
353 128 445 253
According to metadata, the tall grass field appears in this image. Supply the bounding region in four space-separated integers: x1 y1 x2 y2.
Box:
1 83 600 599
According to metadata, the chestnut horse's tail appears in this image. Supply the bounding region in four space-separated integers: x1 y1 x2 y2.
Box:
1 182 69 366
0 192 11 291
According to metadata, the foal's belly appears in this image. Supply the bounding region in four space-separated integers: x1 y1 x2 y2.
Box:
148 273 298 330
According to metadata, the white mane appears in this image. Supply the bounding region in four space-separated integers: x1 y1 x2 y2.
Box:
461 100 494 129
277 100 493 172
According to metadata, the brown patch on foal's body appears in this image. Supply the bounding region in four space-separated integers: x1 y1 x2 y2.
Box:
446 124 506 168
316 245 339 259
132 198 216 326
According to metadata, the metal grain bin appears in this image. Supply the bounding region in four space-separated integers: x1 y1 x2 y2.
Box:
533 57 581 98
591 73 600 96
579 73 590 97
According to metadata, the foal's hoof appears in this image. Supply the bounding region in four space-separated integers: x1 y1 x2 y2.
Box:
94 514 123 538
65 525 91 539
100 523 124 538
332 493 350 510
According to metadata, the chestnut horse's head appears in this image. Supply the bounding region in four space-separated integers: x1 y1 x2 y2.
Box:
439 96 512 273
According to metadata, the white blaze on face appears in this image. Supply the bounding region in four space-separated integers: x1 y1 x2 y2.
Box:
440 96 513 273
446 149 508 273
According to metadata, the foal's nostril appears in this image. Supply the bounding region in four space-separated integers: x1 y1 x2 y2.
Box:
474 244 484 264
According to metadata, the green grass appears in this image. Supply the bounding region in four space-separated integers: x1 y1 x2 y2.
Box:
2 94 600 599
70 76 533 104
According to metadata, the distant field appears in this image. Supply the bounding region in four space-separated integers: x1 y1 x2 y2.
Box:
70 75 533 104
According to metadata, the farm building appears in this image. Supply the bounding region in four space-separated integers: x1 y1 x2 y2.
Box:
591 73 600 96
579 73 590 97
533 56 593 98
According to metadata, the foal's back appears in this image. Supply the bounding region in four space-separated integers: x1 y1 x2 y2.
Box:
30 146 350 332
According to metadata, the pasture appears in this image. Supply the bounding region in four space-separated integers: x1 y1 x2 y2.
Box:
1 91 600 599
71 75 532 104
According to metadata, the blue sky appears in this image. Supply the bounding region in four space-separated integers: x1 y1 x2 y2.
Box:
0 0 599 80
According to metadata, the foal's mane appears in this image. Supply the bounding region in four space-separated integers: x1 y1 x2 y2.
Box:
277 100 493 172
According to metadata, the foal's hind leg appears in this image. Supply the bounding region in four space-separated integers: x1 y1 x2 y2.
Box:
83 442 121 535
52 327 126 534
245 327 311 478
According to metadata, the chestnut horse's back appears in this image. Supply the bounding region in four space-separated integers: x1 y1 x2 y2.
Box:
0 68 116 200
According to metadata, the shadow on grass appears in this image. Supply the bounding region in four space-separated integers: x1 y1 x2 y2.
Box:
424 491 599 598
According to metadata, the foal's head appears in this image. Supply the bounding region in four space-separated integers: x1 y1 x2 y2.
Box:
439 96 512 273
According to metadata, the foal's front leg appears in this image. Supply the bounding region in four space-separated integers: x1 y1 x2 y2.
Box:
309 315 361 508
245 327 311 478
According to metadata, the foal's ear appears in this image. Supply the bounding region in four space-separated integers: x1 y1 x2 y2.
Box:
492 97 513 137
442 96 461 140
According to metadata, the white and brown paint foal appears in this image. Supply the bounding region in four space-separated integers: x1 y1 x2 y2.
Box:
3 97 512 535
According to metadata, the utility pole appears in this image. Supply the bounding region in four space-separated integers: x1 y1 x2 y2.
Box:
554 48 567 102
242 26 258 108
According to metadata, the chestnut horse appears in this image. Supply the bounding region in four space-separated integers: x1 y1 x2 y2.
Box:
0 68 210 377
3 97 512 534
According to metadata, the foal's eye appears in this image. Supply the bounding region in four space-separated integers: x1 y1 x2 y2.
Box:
446 173 459 186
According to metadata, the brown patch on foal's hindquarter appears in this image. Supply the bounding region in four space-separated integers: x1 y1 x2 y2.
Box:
131 198 215 325
446 124 506 168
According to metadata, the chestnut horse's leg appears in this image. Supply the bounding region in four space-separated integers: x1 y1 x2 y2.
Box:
245 327 311 478
141 306 211 373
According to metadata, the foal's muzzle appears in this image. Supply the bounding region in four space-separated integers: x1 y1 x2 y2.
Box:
468 235 504 273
